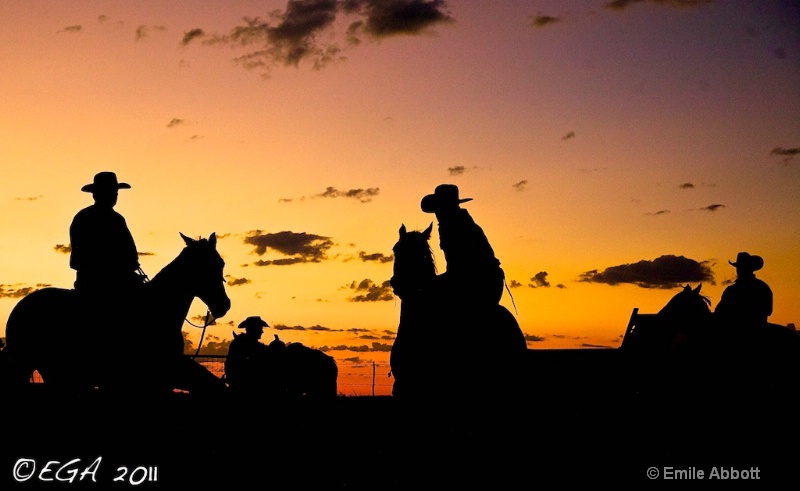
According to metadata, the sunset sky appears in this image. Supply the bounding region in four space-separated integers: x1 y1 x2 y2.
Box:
1 0 798 395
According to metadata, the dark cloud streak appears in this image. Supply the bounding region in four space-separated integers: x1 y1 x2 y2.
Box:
579 255 714 289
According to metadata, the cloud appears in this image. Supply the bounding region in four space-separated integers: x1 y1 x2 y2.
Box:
525 333 546 342
315 186 380 202
528 271 550 288
54 244 71 254
578 254 715 289
344 0 454 38
166 118 187 128
181 28 205 46
771 146 799 165
323 341 393 353
356 251 393 263
15 195 43 201
226 275 251 286
188 1 453 76
345 278 394 302
530 15 560 28
679 182 694 189
695 204 725 212
645 209 670 216
135 25 167 41
282 186 380 203
244 230 334 264
605 0 712 11
0 283 50 299
561 131 575 140
508 279 523 288
448 165 467 176
512 180 527 192
58 25 82 34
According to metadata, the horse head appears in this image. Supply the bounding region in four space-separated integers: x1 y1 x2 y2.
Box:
657 283 712 326
175 232 231 320
390 223 436 299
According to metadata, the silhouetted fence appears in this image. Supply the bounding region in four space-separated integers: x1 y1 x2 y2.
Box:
28 355 394 396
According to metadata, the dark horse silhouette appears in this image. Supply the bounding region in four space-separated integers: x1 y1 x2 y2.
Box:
225 333 338 400
621 283 800 399
2 233 231 397
389 223 527 402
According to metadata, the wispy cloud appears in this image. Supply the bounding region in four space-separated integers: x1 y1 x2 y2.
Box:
605 0 712 11
530 15 560 28
771 146 799 165
281 186 380 203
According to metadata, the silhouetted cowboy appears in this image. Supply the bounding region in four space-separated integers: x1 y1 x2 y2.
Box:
421 184 505 307
715 252 773 327
70 171 143 297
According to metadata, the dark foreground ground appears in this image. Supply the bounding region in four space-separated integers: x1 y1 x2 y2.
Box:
2 375 798 490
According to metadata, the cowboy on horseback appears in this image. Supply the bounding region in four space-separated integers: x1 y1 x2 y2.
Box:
421 184 505 308
70 171 146 301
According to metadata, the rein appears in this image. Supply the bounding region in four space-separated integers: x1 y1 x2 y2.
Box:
185 309 214 357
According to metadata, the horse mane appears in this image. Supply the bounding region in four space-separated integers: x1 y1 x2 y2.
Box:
149 232 223 284
658 283 712 318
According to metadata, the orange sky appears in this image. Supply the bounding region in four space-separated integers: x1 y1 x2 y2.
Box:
1 1 798 396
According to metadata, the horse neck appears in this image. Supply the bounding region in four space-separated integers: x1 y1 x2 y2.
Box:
145 260 195 324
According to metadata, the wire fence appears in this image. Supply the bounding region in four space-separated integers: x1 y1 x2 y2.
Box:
191 355 394 397
28 355 395 397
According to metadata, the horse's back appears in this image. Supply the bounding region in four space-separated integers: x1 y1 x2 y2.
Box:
6 287 75 346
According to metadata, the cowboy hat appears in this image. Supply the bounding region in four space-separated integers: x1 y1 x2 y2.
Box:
238 316 269 329
81 171 131 193
421 184 473 213
729 252 764 272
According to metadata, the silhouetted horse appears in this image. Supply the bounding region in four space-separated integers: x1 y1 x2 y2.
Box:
2 233 231 397
225 334 338 400
621 283 800 399
389 224 527 402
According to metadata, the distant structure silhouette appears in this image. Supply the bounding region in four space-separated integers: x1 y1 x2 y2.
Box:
70 171 145 298
714 252 773 328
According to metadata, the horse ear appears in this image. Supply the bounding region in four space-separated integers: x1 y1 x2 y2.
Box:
694 283 702 293
180 232 193 245
423 222 433 239
399 224 407 236
209 232 217 246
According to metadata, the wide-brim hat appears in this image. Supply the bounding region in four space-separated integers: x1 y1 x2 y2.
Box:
238 316 269 329
81 171 131 193
421 184 472 213
729 252 764 272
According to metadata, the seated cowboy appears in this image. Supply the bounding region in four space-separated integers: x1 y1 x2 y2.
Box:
715 252 773 329
225 316 285 398
420 184 505 308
